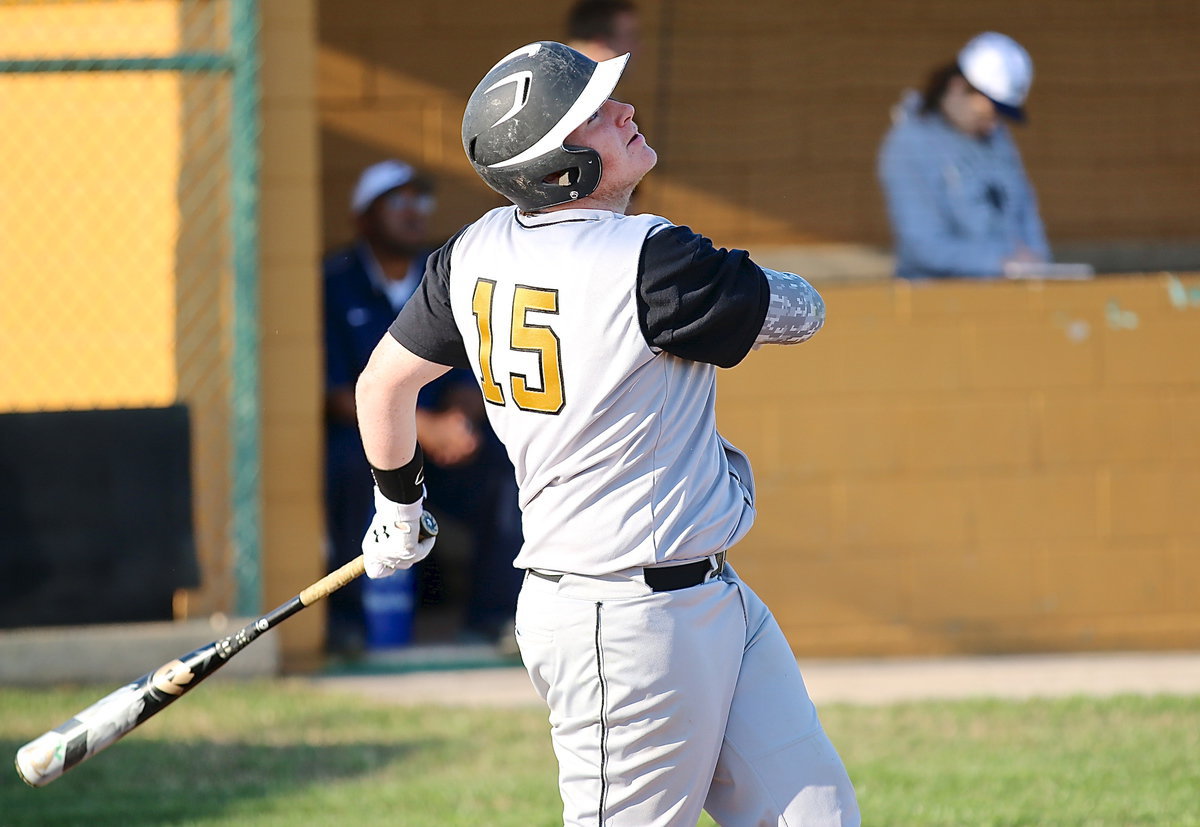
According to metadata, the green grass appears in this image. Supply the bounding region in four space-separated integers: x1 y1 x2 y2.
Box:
2 683 1198 826
820 696 1200 827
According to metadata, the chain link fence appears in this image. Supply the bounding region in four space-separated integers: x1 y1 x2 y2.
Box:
0 0 261 616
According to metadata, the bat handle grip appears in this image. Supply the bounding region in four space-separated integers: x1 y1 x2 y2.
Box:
298 510 438 605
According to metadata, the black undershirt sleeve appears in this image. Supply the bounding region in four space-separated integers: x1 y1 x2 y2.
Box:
389 225 471 369
636 225 770 368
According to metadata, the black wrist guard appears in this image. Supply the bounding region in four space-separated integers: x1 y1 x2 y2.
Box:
370 444 425 504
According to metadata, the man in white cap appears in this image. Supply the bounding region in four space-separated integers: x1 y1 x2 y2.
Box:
322 160 523 654
877 32 1051 278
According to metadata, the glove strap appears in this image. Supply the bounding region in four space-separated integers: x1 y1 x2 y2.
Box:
371 443 425 504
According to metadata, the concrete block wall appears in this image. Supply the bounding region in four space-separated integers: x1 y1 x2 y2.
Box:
310 3 1200 657
718 274 1200 655
259 0 326 670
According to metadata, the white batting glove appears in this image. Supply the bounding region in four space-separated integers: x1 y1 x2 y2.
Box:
362 486 436 579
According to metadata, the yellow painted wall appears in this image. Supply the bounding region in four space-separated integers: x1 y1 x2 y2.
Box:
718 274 1200 655
0 1 183 409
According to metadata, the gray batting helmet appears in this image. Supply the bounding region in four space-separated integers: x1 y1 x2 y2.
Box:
462 41 629 212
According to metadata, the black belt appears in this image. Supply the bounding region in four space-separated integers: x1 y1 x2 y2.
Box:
528 551 726 592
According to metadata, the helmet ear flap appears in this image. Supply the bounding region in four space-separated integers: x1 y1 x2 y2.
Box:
564 146 603 200
478 145 602 212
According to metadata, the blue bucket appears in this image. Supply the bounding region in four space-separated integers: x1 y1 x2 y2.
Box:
362 569 416 648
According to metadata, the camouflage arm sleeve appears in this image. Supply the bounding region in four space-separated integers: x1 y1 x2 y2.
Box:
754 267 825 345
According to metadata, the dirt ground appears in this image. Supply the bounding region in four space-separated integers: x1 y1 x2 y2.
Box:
305 650 1200 708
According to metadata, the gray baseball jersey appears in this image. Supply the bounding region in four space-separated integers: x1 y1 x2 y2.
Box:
391 206 767 575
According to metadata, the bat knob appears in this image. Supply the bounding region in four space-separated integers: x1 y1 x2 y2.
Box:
418 510 439 541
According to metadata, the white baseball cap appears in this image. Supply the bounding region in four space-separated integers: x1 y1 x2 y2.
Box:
958 32 1033 122
351 160 418 215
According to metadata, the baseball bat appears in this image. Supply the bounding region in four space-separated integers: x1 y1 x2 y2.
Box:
14 511 438 788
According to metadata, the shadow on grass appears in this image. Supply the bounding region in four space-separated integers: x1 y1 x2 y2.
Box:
0 737 430 826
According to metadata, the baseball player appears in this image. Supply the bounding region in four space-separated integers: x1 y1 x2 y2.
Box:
356 41 860 826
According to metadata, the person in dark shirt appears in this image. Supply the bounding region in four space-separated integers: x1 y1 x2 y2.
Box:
322 160 521 654
566 0 640 62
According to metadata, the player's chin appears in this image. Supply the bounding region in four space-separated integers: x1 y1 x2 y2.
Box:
635 142 658 171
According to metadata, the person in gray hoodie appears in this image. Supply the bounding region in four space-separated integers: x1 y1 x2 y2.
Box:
878 32 1050 279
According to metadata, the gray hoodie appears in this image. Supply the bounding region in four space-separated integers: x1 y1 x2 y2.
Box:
877 90 1050 279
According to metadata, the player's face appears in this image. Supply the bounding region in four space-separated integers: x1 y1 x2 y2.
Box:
566 98 657 200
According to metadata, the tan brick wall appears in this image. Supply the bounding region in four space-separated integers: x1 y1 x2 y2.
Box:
718 274 1200 655
316 0 1200 254
311 4 1200 657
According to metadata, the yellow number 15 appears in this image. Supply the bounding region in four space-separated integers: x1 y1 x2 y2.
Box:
471 279 565 415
